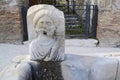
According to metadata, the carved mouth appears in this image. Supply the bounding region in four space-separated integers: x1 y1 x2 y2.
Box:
43 31 47 35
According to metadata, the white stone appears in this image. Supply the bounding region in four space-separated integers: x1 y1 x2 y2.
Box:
117 62 120 80
113 0 120 10
88 0 120 10
12 55 30 63
61 61 89 80
65 39 98 47
90 57 118 80
61 54 96 80
27 4 65 41
5 0 17 6
117 61 120 80
61 55 119 80
0 62 31 80
1 54 120 80
27 4 65 61
110 56 120 80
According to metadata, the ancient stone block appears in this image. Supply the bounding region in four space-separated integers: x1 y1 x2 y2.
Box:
0 1 23 44
97 11 120 47
0 54 119 80
0 62 31 80
90 57 118 80
61 55 90 80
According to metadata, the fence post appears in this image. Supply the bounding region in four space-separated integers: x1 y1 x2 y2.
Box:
73 0 75 13
21 6 28 41
66 0 70 14
41 0 43 3
92 5 98 38
85 5 90 38
53 0 56 5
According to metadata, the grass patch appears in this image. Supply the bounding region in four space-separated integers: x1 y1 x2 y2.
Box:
66 25 85 35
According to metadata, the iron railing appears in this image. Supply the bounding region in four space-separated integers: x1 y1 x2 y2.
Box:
54 4 98 38
21 0 98 40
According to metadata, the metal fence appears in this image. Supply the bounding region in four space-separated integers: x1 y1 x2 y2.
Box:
21 1 98 40
21 7 28 41
49 0 99 38
85 5 98 38
54 4 98 38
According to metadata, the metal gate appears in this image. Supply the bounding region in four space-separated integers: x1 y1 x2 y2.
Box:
21 0 98 41
53 0 98 38
21 6 28 41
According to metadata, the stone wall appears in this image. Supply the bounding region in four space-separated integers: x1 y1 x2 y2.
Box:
0 0 28 44
96 0 120 47
97 10 120 47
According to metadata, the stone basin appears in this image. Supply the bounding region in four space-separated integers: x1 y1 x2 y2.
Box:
0 54 120 80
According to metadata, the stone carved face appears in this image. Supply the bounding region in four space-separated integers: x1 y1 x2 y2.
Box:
28 5 65 61
34 15 56 37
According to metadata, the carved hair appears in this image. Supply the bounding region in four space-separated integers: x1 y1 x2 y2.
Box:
32 5 64 25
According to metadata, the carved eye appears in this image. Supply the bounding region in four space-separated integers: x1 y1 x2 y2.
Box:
40 21 44 24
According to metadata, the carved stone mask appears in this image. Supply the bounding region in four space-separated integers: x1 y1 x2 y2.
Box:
28 4 65 61
34 15 56 37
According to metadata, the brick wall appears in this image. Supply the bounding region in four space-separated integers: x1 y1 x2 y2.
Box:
96 0 120 47
97 10 120 47
0 0 27 44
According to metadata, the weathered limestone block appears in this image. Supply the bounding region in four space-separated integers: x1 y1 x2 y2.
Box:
0 0 24 44
61 55 118 80
97 11 120 47
90 0 120 47
97 0 113 9
90 57 118 80
27 5 65 61
27 4 65 41
0 62 31 80
88 0 120 10
0 55 119 80
110 56 120 80
113 0 120 10
65 39 98 47
61 55 91 80
116 59 120 80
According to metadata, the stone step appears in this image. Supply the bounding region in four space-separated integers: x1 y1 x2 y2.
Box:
65 17 79 21
65 14 80 22
65 21 80 24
